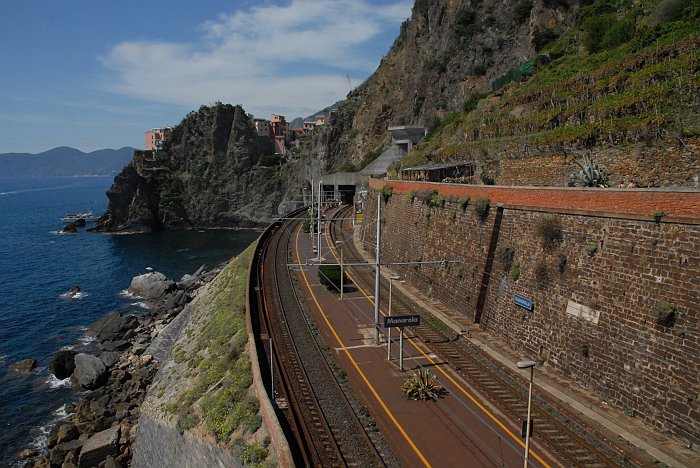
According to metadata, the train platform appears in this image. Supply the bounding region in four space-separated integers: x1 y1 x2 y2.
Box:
292 220 563 467
347 217 699 468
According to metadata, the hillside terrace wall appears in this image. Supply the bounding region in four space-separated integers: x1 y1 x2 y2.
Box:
363 178 699 450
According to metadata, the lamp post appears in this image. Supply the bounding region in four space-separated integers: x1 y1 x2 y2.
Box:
387 274 400 360
517 360 536 468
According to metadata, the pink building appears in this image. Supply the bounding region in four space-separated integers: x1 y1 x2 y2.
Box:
144 127 172 151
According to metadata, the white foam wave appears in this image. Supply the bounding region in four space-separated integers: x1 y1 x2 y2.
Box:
60 291 88 300
78 335 96 345
0 354 6 365
132 301 150 309
46 374 71 389
29 403 71 452
119 289 142 299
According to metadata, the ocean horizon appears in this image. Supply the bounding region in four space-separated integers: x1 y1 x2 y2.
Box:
0 176 260 465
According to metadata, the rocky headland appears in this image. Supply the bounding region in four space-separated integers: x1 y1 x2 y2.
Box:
94 104 304 233
19 266 220 468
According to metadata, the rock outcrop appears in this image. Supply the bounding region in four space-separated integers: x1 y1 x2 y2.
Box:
94 104 301 233
9 358 37 373
50 350 78 379
71 354 108 390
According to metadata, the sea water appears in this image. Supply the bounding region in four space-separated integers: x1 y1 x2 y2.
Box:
0 176 260 464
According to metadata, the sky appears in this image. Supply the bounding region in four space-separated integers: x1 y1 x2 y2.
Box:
0 0 412 154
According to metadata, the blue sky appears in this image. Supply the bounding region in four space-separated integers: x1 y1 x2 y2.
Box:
0 0 412 154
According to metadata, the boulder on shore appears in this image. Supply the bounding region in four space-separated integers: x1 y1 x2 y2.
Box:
89 312 139 342
71 353 107 390
50 349 78 379
9 358 37 373
128 272 175 300
78 425 120 467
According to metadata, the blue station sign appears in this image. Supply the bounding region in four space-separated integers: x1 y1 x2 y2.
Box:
384 315 421 328
514 294 533 311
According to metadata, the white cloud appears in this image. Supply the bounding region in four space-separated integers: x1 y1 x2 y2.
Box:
101 0 412 118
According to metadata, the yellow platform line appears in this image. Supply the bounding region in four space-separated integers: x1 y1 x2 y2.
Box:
323 221 551 468
295 225 432 467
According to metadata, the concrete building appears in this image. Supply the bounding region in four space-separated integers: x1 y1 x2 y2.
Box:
361 125 426 177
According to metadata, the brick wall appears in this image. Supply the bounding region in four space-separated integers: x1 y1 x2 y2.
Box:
363 180 700 449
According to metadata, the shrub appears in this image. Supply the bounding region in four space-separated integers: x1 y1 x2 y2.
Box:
533 27 559 51
651 210 666 223
318 265 343 292
498 246 515 271
455 8 479 40
239 442 268 465
514 0 533 24
380 185 393 203
473 197 491 219
511 263 521 281
480 172 495 185
458 196 471 211
405 191 416 203
535 215 563 249
655 302 677 327
584 243 598 256
472 64 487 76
401 368 441 401
580 343 590 359
463 93 487 113
429 192 446 207
534 260 549 287
582 14 635 53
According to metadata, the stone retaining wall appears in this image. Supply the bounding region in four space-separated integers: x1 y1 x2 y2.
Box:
363 179 699 450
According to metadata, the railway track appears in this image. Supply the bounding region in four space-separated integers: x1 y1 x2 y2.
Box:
327 205 637 468
250 209 386 467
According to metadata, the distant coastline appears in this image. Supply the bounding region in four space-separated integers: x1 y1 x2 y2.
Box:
0 146 135 178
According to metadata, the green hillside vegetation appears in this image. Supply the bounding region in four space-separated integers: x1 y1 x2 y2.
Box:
149 240 273 465
402 0 700 170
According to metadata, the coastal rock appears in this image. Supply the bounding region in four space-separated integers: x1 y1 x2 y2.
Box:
100 340 131 352
78 425 120 468
72 353 107 390
19 448 39 459
99 351 120 369
128 272 175 300
89 312 139 342
9 358 37 373
48 422 79 448
50 349 78 379
163 289 187 311
177 273 201 292
63 222 79 234
63 285 82 298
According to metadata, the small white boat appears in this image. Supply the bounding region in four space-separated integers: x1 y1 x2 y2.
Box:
61 211 97 223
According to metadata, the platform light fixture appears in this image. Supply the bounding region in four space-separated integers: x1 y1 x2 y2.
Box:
517 360 536 468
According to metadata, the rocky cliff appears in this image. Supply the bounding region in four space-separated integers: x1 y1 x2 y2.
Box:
320 0 699 187
95 104 300 232
321 0 584 170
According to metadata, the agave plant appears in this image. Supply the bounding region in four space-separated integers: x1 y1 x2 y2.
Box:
574 154 609 187
401 368 441 401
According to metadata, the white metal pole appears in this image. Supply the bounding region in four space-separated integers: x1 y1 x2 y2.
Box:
399 326 404 371
310 179 315 251
317 181 322 260
270 338 274 397
374 194 381 344
387 278 392 360
340 249 344 299
524 367 534 468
